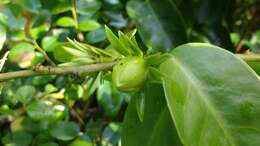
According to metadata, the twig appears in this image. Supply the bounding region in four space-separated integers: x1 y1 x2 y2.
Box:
33 40 56 66
235 10 257 52
236 53 260 62
70 108 85 129
71 0 79 29
0 61 116 82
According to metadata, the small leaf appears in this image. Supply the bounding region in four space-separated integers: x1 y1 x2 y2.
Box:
8 43 35 68
31 52 45 66
8 131 32 146
53 45 73 62
145 53 170 66
41 36 61 52
78 18 101 31
97 80 126 117
86 28 106 44
105 26 130 56
50 121 80 141
56 17 75 27
39 142 59 146
135 92 145 122
63 46 89 57
76 0 102 15
86 72 102 96
69 137 92 146
27 101 55 121
15 85 36 104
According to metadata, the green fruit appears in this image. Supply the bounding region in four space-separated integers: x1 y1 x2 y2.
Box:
112 56 148 92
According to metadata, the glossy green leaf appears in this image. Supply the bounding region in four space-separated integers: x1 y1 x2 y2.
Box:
76 0 102 15
86 28 106 44
31 52 45 66
135 92 145 122
127 0 187 52
84 72 101 97
42 36 61 52
198 0 230 25
78 18 101 31
0 24 6 51
160 43 260 146
8 43 35 68
53 45 73 62
56 17 75 27
105 26 130 56
247 61 260 76
41 0 71 14
69 137 92 146
102 123 121 145
122 83 182 146
39 142 59 146
31 24 50 40
27 101 55 121
50 121 80 141
97 80 126 117
3 131 33 146
14 85 36 104
103 11 127 29
16 0 42 13
207 24 234 52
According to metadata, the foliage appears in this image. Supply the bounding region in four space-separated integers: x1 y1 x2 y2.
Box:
0 0 259 146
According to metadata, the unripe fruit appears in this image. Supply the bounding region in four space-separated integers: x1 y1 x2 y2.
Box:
112 56 148 92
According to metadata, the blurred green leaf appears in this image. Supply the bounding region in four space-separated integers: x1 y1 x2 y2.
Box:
42 36 61 52
27 101 55 121
127 0 187 52
50 121 80 141
69 137 92 146
76 0 102 15
8 43 35 68
86 28 106 44
97 80 125 117
207 24 234 52
39 142 59 146
103 11 127 29
135 92 145 122
56 17 75 27
31 52 45 66
16 0 42 13
14 85 36 104
85 72 102 97
78 18 101 31
198 0 230 25
3 131 33 146
53 45 73 62
41 0 71 14
102 123 121 145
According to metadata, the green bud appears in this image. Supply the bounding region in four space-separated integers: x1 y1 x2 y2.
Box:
112 56 148 92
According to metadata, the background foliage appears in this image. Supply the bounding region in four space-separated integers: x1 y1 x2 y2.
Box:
0 0 259 146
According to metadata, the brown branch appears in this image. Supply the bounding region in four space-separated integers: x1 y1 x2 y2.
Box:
235 10 257 52
0 61 116 82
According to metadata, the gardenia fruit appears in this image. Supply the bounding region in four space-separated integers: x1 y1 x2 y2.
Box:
112 56 148 92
